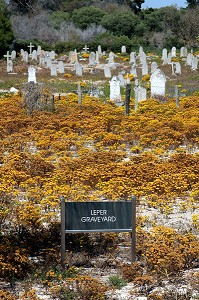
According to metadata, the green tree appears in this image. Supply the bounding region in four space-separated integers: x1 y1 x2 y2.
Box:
186 0 199 8
48 11 71 29
72 6 106 30
0 0 14 57
126 0 145 13
101 11 140 37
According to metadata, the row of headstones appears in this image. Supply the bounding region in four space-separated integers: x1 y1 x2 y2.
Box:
110 67 166 103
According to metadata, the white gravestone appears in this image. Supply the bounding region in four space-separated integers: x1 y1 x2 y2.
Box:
58 61 65 73
151 61 158 73
186 53 193 66
121 45 126 53
130 52 136 64
28 65 36 83
162 48 167 60
28 42 34 56
37 45 42 56
31 50 37 61
110 76 121 102
150 68 166 97
142 62 148 76
104 65 111 78
11 50 16 60
180 46 187 57
118 73 125 87
88 52 96 67
137 85 147 101
130 64 137 77
171 46 176 57
97 45 102 56
191 56 198 71
51 64 57 76
75 63 83 76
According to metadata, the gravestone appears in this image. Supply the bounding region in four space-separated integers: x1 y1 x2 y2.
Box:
137 85 147 101
171 46 176 57
39 54 46 67
191 56 198 71
7 60 13 72
104 65 111 78
140 51 147 65
118 73 125 87
97 45 102 56
11 50 16 60
162 48 167 61
58 61 65 73
50 50 56 60
88 52 96 67
172 62 181 75
130 64 137 77
121 45 126 53
28 65 36 83
151 61 158 73
31 50 37 61
51 64 57 76
142 62 148 76
150 68 166 97
22 51 29 62
110 76 121 103
180 46 187 57
82 45 89 53
46 56 52 68
69 50 78 63
186 53 193 66
28 42 34 56
95 51 100 64
37 45 42 56
75 63 83 76
108 52 115 64
130 52 136 64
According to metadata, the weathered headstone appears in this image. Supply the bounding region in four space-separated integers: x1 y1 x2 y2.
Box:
51 64 57 76
88 52 96 67
150 68 166 97
75 63 83 76
162 48 167 61
151 61 158 73
130 52 136 64
104 65 111 78
118 73 125 87
121 45 126 53
171 46 176 57
186 53 193 66
110 76 121 103
137 85 147 101
130 64 137 77
58 61 65 73
180 46 187 57
172 62 181 75
37 45 42 56
142 62 148 76
108 52 115 64
11 50 16 60
69 50 78 63
191 56 198 71
31 50 37 61
28 65 36 83
7 60 13 72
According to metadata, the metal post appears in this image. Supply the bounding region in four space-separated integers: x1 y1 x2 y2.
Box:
125 82 131 116
77 81 81 104
131 196 136 262
175 85 179 108
61 196 66 267
134 79 139 111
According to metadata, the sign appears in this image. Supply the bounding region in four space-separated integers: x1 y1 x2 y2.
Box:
65 201 132 232
61 197 136 265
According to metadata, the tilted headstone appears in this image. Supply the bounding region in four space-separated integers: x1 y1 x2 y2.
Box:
151 61 158 73
118 73 125 87
28 65 36 83
110 76 121 102
150 68 166 97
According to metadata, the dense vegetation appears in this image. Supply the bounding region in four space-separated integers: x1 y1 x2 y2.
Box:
0 0 199 57
0 92 198 298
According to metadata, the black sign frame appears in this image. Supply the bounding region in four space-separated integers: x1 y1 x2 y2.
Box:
61 197 136 265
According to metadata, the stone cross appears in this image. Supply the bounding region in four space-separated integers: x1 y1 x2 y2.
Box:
28 42 35 56
83 45 89 53
4 51 12 64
